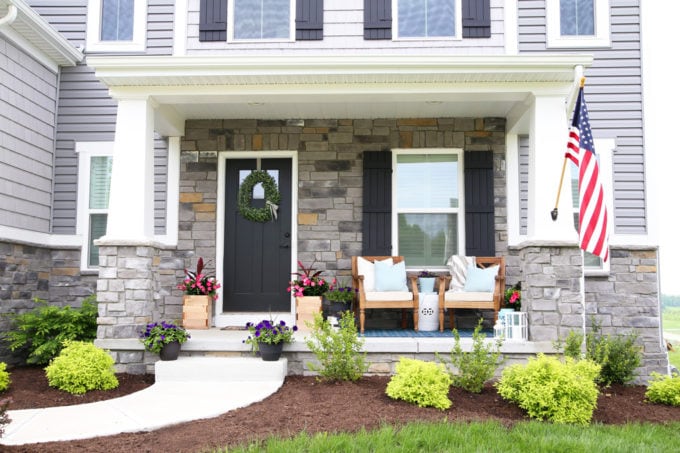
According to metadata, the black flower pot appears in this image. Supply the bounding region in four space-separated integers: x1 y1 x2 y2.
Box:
159 340 181 361
258 342 284 361
323 298 352 319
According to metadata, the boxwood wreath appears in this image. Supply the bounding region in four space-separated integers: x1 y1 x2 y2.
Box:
237 170 281 222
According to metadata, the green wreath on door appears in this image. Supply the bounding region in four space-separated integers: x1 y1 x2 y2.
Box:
237 170 281 222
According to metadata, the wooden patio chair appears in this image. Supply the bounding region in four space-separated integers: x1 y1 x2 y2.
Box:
351 256 419 334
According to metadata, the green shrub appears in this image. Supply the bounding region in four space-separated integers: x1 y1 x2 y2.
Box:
554 321 642 386
585 321 641 386
437 319 503 393
556 330 585 360
3 296 98 365
305 311 367 381
0 363 9 392
45 341 118 395
386 358 452 410
645 372 680 406
495 354 600 425
0 397 10 439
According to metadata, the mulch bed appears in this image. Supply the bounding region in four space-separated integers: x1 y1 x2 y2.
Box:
1 367 680 453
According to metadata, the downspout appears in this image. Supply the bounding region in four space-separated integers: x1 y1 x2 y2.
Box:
0 4 17 26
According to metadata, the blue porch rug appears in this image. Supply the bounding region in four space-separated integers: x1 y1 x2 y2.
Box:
361 329 492 338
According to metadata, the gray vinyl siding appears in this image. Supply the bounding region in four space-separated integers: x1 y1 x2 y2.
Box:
518 135 529 236
518 0 646 234
29 1 169 235
147 1 175 56
0 36 58 233
185 0 505 54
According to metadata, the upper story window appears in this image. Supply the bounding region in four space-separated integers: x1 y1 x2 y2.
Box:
229 0 295 41
393 150 464 267
395 0 461 39
547 0 610 48
86 0 147 52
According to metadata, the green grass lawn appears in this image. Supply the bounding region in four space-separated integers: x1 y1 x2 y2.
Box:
663 306 680 332
222 420 680 452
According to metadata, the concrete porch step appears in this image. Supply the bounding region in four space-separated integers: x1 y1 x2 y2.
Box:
154 356 288 383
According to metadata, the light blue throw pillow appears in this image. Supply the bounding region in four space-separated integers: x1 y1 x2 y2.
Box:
374 260 409 292
463 265 499 292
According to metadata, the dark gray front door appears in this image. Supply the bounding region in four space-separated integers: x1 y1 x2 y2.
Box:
223 158 292 312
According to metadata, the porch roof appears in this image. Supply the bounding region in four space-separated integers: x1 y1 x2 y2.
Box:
88 54 593 133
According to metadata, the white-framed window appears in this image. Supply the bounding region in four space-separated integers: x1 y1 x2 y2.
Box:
229 0 295 42
76 142 113 270
393 150 465 267
546 0 610 48
393 0 462 40
86 0 147 52
569 139 614 274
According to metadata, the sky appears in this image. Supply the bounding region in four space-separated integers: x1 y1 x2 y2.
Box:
640 4 679 295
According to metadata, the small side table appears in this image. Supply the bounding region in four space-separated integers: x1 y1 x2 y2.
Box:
418 293 439 332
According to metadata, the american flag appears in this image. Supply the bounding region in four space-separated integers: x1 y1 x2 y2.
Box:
565 87 609 262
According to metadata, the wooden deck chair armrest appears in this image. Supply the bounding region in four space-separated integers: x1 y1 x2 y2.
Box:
408 275 419 302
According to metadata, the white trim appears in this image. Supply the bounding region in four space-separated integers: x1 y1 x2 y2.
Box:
504 0 519 54
0 225 81 248
392 0 462 41
215 150 298 328
227 0 295 43
75 141 114 271
546 0 611 48
172 0 187 56
86 0 147 53
391 148 465 264
506 133 521 245
153 136 180 246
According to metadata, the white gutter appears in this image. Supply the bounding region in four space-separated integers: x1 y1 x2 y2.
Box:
0 3 17 26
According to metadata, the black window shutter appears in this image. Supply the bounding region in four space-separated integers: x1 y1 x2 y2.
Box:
199 0 227 42
462 0 491 38
362 151 392 255
296 0 323 40
464 151 495 256
364 0 392 40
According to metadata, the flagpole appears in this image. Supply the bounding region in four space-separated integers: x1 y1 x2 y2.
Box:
551 76 586 221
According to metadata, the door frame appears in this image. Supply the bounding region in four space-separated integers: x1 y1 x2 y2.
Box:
215 150 298 328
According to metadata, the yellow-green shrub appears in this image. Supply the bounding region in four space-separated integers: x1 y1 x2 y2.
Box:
495 354 600 425
386 358 452 410
45 341 118 395
0 363 9 392
645 372 680 406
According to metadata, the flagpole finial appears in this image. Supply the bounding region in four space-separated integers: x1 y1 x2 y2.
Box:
580 77 586 88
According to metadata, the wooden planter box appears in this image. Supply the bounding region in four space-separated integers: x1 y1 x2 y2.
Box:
182 295 212 329
295 296 322 331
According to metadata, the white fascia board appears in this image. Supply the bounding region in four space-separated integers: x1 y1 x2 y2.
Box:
88 54 594 86
1 0 82 66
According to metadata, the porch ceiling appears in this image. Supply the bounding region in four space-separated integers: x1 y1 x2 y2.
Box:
88 54 593 125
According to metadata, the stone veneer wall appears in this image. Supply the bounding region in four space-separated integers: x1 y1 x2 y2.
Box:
0 240 97 364
517 243 667 383
179 118 508 329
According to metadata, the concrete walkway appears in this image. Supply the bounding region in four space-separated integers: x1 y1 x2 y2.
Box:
0 357 286 446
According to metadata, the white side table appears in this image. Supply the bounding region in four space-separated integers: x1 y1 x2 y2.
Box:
418 293 439 331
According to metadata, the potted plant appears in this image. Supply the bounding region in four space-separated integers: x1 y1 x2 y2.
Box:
178 257 221 329
417 270 437 293
139 321 190 361
323 278 357 319
243 318 297 361
288 261 330 331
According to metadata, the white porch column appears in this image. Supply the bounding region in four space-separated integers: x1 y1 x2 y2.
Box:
105 96 155 241
527 94 578 242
